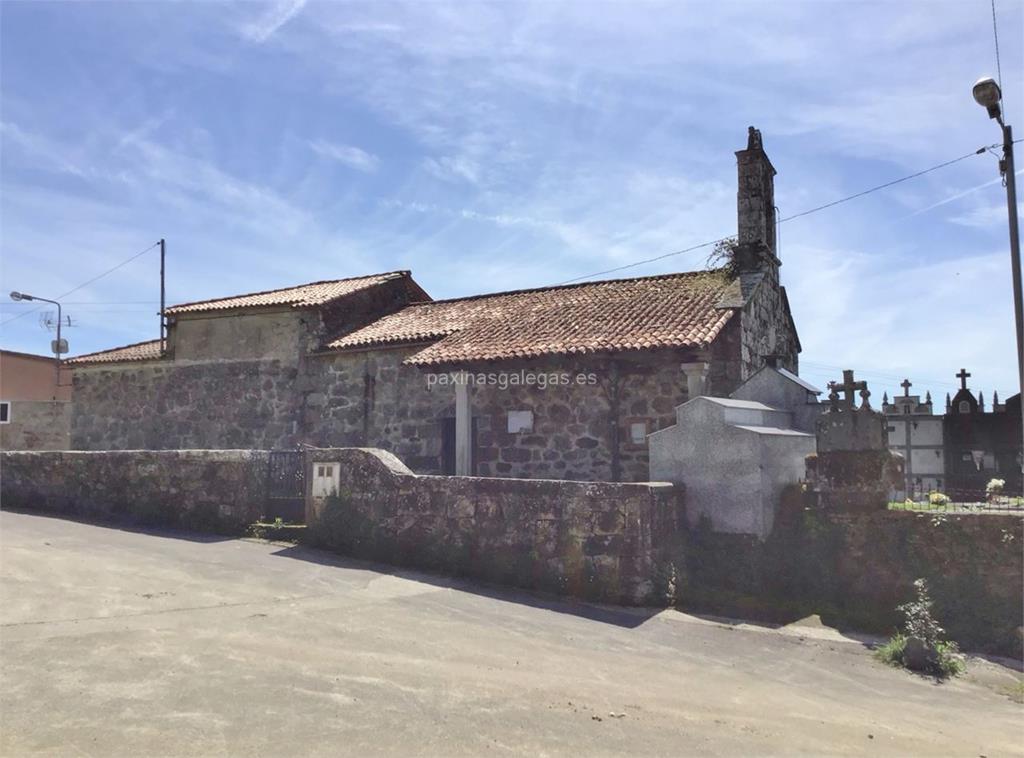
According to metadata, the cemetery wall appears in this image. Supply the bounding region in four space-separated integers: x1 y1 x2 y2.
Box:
675 494 1023 658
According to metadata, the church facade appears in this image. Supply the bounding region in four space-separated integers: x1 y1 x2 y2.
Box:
67 128 801 483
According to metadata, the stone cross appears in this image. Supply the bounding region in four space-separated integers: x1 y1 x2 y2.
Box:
957 368 971 390
901 378 912 397
829 369 868 410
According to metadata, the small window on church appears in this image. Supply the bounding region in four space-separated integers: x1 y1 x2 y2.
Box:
630 421 648 444
0 402 8 424
958 401 970 413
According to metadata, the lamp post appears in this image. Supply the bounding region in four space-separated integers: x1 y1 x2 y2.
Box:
9 291 65 397
973 76 1024 483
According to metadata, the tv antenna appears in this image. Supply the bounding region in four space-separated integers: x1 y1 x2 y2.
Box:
38 311 75 332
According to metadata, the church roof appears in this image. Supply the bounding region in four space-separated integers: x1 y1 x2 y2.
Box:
66 338 162 366
327 269 737 365
164 271 425 315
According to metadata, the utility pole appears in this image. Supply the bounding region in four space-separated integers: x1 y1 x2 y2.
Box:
973 77 1024 484
1002 124 1024 483
160 238 166 355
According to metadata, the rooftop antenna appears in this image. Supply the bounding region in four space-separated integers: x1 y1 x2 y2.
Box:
38 311 76 331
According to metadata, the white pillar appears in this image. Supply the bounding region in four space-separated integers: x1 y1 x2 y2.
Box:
680 361 709 399
455 374 472 476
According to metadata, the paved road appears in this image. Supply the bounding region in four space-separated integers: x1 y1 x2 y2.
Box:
1 510 1021 757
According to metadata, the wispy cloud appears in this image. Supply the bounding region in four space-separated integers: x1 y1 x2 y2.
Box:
307 139 379 173
1 121 86 177
239 0 307 43
948 201 1023 229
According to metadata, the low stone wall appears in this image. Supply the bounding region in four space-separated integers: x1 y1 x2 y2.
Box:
677 498 1024 657
0 447 683 605
0 450 269 531
0 401 71 451
303 448 682 604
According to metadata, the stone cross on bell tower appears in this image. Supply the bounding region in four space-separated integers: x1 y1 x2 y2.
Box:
901 378 912 397
957 368 971 390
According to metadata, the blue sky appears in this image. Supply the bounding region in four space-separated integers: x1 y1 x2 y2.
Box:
1 0 1022 402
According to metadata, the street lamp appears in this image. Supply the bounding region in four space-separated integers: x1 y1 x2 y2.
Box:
973 75 1024 484
8 291 66 396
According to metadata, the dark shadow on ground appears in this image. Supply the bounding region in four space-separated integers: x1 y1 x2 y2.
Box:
0 507 237 543
269 542 660 629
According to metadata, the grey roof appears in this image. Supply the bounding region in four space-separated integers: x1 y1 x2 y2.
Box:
777 366 822 394
699 397 777 410
731 424 814 437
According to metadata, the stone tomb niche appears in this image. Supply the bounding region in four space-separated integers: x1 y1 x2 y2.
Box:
805 370 903 512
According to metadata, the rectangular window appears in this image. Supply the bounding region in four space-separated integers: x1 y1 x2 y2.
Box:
0 402 9 424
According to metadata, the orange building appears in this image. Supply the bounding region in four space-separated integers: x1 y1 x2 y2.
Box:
0 349 71 450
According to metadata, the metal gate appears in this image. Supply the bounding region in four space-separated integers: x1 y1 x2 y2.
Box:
266 451 306 522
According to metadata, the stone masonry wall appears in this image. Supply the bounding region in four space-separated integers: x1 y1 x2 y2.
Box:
0 447 684 605
305 448 683 604
738 272 799 379
0 400 71 450
71 360 301 450
0 449 269 531
72 343 726 481
304 348 708 482
679 500 1024 657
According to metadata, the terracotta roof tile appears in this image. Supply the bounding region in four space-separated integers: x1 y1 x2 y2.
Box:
66 339 162 366
165 271 410 315
329 269 737 365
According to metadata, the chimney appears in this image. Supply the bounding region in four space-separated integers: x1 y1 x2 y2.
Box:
734 126 779 272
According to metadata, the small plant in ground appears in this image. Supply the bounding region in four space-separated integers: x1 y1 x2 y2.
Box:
875 578 965 678
928 492 950 506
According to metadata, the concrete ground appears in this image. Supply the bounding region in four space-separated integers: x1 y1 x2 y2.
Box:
1 510 1021 757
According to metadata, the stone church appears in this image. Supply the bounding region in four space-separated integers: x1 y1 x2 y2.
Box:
68 127 800 483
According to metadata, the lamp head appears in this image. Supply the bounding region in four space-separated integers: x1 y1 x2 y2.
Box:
973 76 1003 120
9 291 31 302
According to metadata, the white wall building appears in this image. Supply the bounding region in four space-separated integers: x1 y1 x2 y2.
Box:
882 379 944 494
648 366 820 540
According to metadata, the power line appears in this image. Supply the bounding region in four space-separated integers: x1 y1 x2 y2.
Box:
991 0 1004 100
776 149 989 223
0 241 160 327
799 361 966 390
555 142 1007 286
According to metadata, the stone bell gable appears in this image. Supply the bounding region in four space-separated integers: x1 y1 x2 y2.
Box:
713 127 801 384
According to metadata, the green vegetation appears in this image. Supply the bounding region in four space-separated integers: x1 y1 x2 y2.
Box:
247 520 306 542
875 579 965 679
